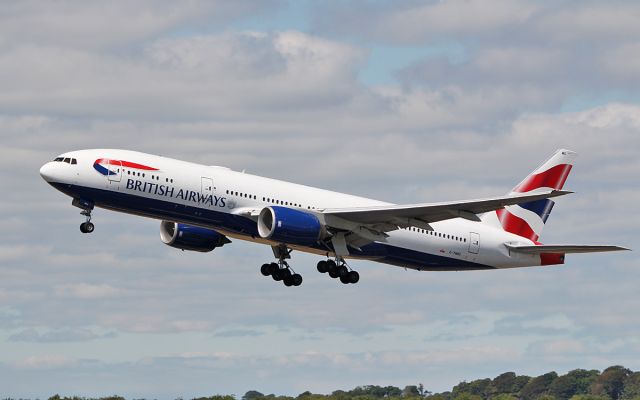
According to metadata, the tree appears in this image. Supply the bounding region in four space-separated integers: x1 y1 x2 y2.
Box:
452 394 482 400
621 372 640 400
549 374 581 400
569 395 609 400
591 366 632 400
453 379 491 398
193 396 235 400
243 391 265 400
490 372 517 395
490 395 518 400
403 386 421 397
520 372 558 400
565 370 601 396
513 376 533 393
418 384 431 397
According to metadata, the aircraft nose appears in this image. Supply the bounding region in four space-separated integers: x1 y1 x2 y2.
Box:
39 162 56 182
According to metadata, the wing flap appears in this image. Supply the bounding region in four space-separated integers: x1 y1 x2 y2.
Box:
505 244 630 254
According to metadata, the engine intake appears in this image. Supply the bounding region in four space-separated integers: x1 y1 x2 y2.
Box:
160 221 230 252
257 206 323 246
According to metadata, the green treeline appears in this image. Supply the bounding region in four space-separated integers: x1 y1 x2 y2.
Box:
6 365 640 400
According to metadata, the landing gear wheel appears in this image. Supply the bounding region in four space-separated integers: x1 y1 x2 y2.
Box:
80 222 94 234
337 265 348 278
283 276 294 286
340 275 350 284
347 270 360 284
317 260 328 273
272 270 283 281
268 263 279 275
327 260 338 278
292 274 303 286
280 269 292 281
260 264 271 276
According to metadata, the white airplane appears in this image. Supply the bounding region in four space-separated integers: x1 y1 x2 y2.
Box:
39 149 628 286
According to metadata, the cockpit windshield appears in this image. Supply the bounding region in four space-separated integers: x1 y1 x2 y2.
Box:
53 157 77 164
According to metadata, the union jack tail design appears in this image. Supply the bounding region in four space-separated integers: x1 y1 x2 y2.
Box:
482 149 577 242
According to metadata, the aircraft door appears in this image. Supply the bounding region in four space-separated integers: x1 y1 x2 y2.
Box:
201 177 214 198
107 160 122 183
468 232 480 254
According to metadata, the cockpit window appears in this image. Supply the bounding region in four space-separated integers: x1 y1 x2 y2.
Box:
53 157 77 164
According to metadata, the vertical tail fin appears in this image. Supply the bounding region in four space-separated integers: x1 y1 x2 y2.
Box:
482 149 577 242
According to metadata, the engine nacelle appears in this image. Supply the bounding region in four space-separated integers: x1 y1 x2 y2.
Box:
257 206 323 246
160 221 230 252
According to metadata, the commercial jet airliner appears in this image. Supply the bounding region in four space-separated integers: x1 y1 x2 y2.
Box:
39 149 628 287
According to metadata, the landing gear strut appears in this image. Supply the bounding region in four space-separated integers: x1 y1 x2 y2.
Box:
317 258 359 284
260 244 303 287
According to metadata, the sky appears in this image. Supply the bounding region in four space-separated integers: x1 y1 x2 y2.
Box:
0 0 639 398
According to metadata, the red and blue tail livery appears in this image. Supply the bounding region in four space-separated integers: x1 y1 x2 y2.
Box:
93 158 159 176
493 149 576 242
38 148 628 287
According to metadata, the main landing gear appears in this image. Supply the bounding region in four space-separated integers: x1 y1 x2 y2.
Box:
260 261 303 287
317 258 359 284
260 244 302 287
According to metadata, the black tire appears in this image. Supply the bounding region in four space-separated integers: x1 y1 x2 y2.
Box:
326 260 337 275
85 222 95 233
337 265 348 278
80 223 87 233
292 274 303 286
272 270 283 281
328 269 340 279
283 276 294 286
348 270 360 284
268 263 279 275
260 264 271 276
317 260 328 273
340 275 350 284
280 269 292 280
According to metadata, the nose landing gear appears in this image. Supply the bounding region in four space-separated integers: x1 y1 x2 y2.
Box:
79 210 94 233
73 198 95 234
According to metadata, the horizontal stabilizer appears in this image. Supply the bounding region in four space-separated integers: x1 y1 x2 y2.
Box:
505 244 630 254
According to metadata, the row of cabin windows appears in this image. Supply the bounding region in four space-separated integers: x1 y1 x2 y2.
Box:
225 189 317 210
226 190 257 200
53 157 77 164
403 226 467 243
124 169 173 183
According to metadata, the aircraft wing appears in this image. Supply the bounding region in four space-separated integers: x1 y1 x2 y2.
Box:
320 190 571 229
505 244 630 254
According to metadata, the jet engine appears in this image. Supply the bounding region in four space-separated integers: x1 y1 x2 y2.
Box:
257 206 325 246
160 221 230 252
